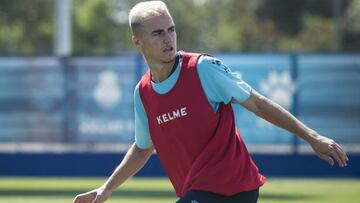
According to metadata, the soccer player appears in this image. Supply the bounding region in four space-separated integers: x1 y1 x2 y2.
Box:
73 1 349 203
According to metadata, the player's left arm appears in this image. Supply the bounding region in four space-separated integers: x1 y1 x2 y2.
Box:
237 90 349 167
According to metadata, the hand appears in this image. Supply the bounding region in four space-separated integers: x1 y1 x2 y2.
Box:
309 135 349 167
73 186 111 203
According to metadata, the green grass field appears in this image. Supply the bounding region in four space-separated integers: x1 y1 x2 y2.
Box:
0 177 359 203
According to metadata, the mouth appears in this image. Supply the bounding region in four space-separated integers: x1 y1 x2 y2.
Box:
163 47 174 53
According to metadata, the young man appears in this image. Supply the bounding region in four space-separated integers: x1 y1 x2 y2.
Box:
73 1 348 203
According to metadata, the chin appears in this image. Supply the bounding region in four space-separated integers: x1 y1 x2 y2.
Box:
162 53 176 63
162 58 175 64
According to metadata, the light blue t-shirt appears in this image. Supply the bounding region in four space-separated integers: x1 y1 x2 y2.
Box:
134 54 252 149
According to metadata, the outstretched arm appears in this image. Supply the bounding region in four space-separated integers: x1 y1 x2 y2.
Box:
237 90 348 167
73 143 154 203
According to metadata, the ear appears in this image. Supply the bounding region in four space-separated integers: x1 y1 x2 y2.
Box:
132 35 141 49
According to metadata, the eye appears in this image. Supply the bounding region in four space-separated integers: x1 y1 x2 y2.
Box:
152 32 160 36
169 27 175 32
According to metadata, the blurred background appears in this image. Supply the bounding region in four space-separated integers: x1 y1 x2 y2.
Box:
0 0 359 183
1 0 360 55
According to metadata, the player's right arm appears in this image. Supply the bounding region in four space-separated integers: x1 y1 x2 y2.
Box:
73 143 154 203
73 85 154 203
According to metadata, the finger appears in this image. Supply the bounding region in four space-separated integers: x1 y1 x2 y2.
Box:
334 143 346 156
334 145 348 166
330 145 345 166
319 153 334 166
333 147 346 167
335 143 349 161
328 146 345 167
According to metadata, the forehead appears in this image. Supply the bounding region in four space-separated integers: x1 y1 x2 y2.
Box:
141 13 175 32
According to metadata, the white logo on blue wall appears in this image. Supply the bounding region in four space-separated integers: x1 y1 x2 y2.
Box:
258 70 296 128
94 70 122 109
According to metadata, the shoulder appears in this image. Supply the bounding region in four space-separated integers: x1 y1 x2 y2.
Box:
137 71 151 87
135 71 152 96
133 82 141 102
197 55 231 75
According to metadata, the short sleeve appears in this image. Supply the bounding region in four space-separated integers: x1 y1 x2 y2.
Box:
197 55 252 105
134 84 153 149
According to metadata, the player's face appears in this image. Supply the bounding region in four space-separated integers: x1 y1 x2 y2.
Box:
133 13 177 64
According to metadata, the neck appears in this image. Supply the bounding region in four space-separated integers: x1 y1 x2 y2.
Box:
146 58 176 83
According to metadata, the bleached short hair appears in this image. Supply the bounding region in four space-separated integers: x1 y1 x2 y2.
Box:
129 1 171 36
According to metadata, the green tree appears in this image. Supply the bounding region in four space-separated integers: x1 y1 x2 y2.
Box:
0 0 359 55
279 15 337 52
73 0 134 55
0 0 53 55
343 0 360 51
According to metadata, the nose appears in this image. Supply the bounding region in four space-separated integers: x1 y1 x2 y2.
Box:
163 32 172 44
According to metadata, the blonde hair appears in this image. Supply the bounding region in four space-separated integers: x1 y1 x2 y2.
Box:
129 1 171 36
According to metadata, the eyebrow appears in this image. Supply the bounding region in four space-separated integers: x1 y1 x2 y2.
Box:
151 26 175 35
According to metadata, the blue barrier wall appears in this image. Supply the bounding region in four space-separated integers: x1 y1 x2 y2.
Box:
0 153 359 177
218 54 360 145
0 54 359 145
0 53 359 177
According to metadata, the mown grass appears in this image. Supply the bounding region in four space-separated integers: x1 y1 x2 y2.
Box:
0 177 358 203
